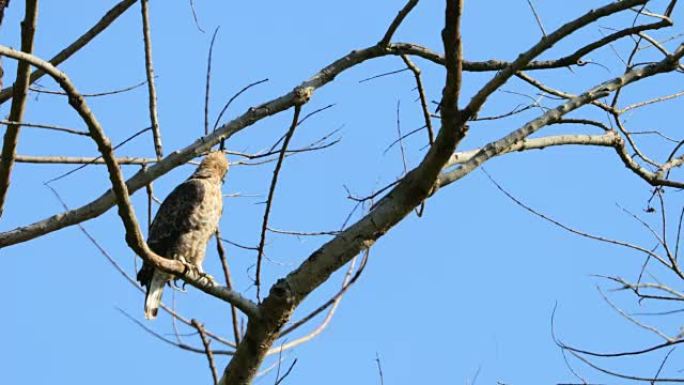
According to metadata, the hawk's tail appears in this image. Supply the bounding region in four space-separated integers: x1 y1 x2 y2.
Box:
144 273 165 320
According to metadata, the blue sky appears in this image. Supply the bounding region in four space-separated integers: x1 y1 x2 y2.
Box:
2 1 684 384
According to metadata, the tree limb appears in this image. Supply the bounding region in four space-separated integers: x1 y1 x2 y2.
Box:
0 0 38 217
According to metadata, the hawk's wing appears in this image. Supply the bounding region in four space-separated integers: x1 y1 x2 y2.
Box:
147 178 206 255
137 178 206 286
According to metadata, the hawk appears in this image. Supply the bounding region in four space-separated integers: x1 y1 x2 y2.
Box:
136 151 229 320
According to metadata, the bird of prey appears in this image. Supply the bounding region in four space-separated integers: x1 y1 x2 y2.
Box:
136 151 229 320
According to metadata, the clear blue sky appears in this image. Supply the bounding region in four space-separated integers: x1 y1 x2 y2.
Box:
2 1 684 384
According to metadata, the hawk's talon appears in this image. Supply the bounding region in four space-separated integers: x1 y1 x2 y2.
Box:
170 279 187 292
198 272 216 287
178 258 194 276
177 258 216 287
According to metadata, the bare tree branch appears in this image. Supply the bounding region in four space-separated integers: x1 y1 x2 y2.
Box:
216 230 242 345
118 308 235 356
192 319 221 385
0 0 38 218
205 27 220 136
525 0 547 37
6 154 156 165
256 106 303 301
401 54 434 145
379 0 419 46
140 0 163 160
29 78 148 97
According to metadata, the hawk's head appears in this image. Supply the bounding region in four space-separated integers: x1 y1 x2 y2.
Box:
196 151 229 180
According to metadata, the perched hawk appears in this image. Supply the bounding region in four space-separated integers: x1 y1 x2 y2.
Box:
136 151 229 319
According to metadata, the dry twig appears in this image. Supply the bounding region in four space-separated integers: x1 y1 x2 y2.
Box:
140 0 163 160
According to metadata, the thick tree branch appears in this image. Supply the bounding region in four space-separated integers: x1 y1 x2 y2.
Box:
5 155 157 165
273 251 367 345
219 1 468 383
445 133 620 167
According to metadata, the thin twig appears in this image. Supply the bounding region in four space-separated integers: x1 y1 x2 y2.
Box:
676 205 684 261
274 359 298 385
379 0 419 46
652 347 676 382
481 167 672 268
213 78 269 131
29 79 148 98
267 104 335 153
216 230 241 345
375 353 385 385
140 0 163 160
220 236 259 251
188 0 205 33
205 27 220 136
256 106 302 300
170 291 183 344
118 308 234 356
384 124 427 154
358 67 409 83
525 0 548 37
44 126 152 184
0 119 90 136
471 103 537 122
394 100 408 174
267 227 340 237
192 319 220 385
567 349 684 382
596 286 674 342
401 54 434 145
